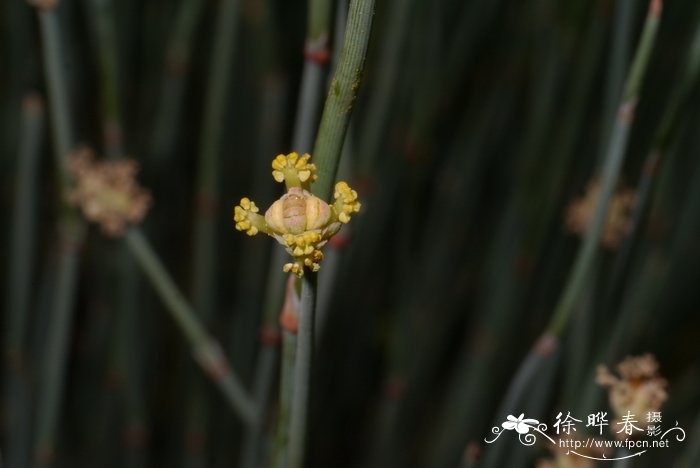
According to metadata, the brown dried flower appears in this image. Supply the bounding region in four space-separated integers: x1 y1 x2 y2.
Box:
66 147 151 237
565 177 636 249
596 354 668 432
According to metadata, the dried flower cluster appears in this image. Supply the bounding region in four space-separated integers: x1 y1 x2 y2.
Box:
565 178 636 249
234 152 361 277
66 147 151 237
596 353 668 430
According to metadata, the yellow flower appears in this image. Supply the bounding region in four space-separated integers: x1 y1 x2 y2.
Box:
234 153 361 277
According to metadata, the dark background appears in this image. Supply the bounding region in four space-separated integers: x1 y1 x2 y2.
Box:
1 0 700 467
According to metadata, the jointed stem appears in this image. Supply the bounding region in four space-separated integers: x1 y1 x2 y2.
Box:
285 1 375 467
548 0 662 337
123 228 257 427
311 0 376 201
31 4 86 466
287 275 317 468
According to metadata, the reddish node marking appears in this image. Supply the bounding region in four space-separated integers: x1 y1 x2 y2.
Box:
535 333 558 356
304 47 331 65
197 195 218 217
384 375 406 401
328 231 350 250
259 326 281 346
124 426 149 450
279 309 299 334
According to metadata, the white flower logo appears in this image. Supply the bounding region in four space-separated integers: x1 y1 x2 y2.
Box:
501 414 539 434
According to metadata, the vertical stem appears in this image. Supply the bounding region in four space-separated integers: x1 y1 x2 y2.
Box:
268 0 333 462
86 0 124 157
549 0 662 336
30 3 86 466
356 0 412 176
597 0 638 165
286 2 375 467
150 0 206 162
311 0 376 201
191 0 240 321
4 94 44 468
292 0 332 153
286 276 317 468
36 6 73 175
236 4 288 467
84 1 148 465
33 247 81 468
273 330 297 468
272 278 300 467
4 94 44 365
185 0 240 463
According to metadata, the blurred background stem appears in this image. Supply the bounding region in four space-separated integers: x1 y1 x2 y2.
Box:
287 1 376 467
123 228 257 426
3 93 44 468
30 3 87 466
185 0 240 464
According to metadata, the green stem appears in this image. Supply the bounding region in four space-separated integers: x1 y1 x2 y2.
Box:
268 0 334 462
123 228 257 427
293 0 332 152
273 330 297 468
548 0 662 336
287 276 317 468
285 2 375 467
311 0 376 201
185 0 241 462
31 4 86 466
601 1 700 316
33 240 82 468
4 94 44 365
37 8 73 173
446 1 662 465
3 96 44 468
356 0 412 176
85 3 146 466
237 5 287 465
597 0 637 165
85 0 123 157
150 0 206 162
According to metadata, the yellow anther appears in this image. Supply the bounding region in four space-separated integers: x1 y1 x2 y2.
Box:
333 181 361 224
269 152 318 188
234 197 267 236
